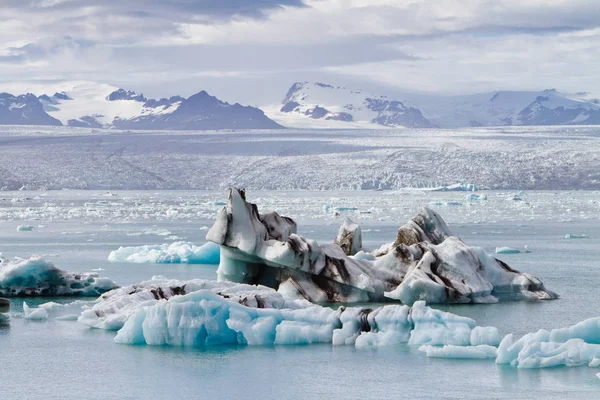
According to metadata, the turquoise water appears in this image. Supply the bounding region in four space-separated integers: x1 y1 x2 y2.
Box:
1 191 599 399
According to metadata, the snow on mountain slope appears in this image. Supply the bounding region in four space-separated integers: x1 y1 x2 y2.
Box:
267 82 434 129
0 93 62 126
0 81 282 130
403 89 600 128
36 81 147 128
271 82 600 129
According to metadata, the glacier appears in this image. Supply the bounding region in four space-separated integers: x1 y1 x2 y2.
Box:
206 188 557 304
0 256 118 297
108 241 220 264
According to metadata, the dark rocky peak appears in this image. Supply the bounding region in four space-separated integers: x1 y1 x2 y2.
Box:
106 88 147 102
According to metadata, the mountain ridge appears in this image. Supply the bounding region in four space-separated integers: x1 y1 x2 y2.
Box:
266 81 600 128
0 82 282 130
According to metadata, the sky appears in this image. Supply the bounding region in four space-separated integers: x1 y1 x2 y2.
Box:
1 0 600 105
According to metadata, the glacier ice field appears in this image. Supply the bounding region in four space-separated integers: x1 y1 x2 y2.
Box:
1 189 600 399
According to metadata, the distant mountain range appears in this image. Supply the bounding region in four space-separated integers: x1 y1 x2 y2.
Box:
2 80 600 130
0 82 282 130
267 81 600 128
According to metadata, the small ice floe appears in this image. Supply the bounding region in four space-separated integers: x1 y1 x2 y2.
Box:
0 256 118 297
565 233 587 239
427 183 478 192
108 241 220 264
419 344 498 359
127 228 172 237
23 302 49 321
16 225 34 232
429 201 462 206
495 246 531 255
466 193 487 201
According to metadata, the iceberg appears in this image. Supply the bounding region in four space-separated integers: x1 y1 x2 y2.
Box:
495 246 531 255
565 234 587 239
206 188 557 304
23 302 49 320
496 316 600 368
98 279 496 349
16 225 34 232
427 184 478 192
108 241 220 264
419 344 498 359
0 256 118 297
466 193 487 201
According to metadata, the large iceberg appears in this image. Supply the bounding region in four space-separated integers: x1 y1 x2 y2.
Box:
81 278 495 348
206 188 557 304
0 256 118 297
108 241 220 264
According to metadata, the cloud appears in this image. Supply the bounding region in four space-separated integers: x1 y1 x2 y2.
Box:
1 0 600 103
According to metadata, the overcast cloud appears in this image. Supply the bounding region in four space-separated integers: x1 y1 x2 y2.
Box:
1 0 599 104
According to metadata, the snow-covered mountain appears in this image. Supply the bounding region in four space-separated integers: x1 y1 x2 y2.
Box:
266 82 433 129
268 82 600 128
0 93 62 126
403 89 600 128
0 81 282 130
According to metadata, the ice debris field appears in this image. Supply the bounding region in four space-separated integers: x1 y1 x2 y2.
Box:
1 187 600 388
1 125 600 191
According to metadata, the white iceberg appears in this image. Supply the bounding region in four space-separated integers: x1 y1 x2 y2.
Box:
495 246 531 255
419 344 498 359
108 241 220 264
0 256 118 297
565 234 587 239
466 193 487 201
496 316 600 368
23 302 49 320
103 282 497 349
206 189 557 305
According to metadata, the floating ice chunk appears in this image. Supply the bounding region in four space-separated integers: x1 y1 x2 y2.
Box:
565 234 587 239
497 316 600 369
0 256 118 297
589 357 600 367
419 344 498 359
466 193 487 201
108 241 220 264
495 247 531 254
16 225 34 232
23 302 49 320
517 339 600 369
127 228 172 237
428 183 478 192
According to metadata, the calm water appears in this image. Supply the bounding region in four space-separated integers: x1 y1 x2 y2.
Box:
0 190 599 399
